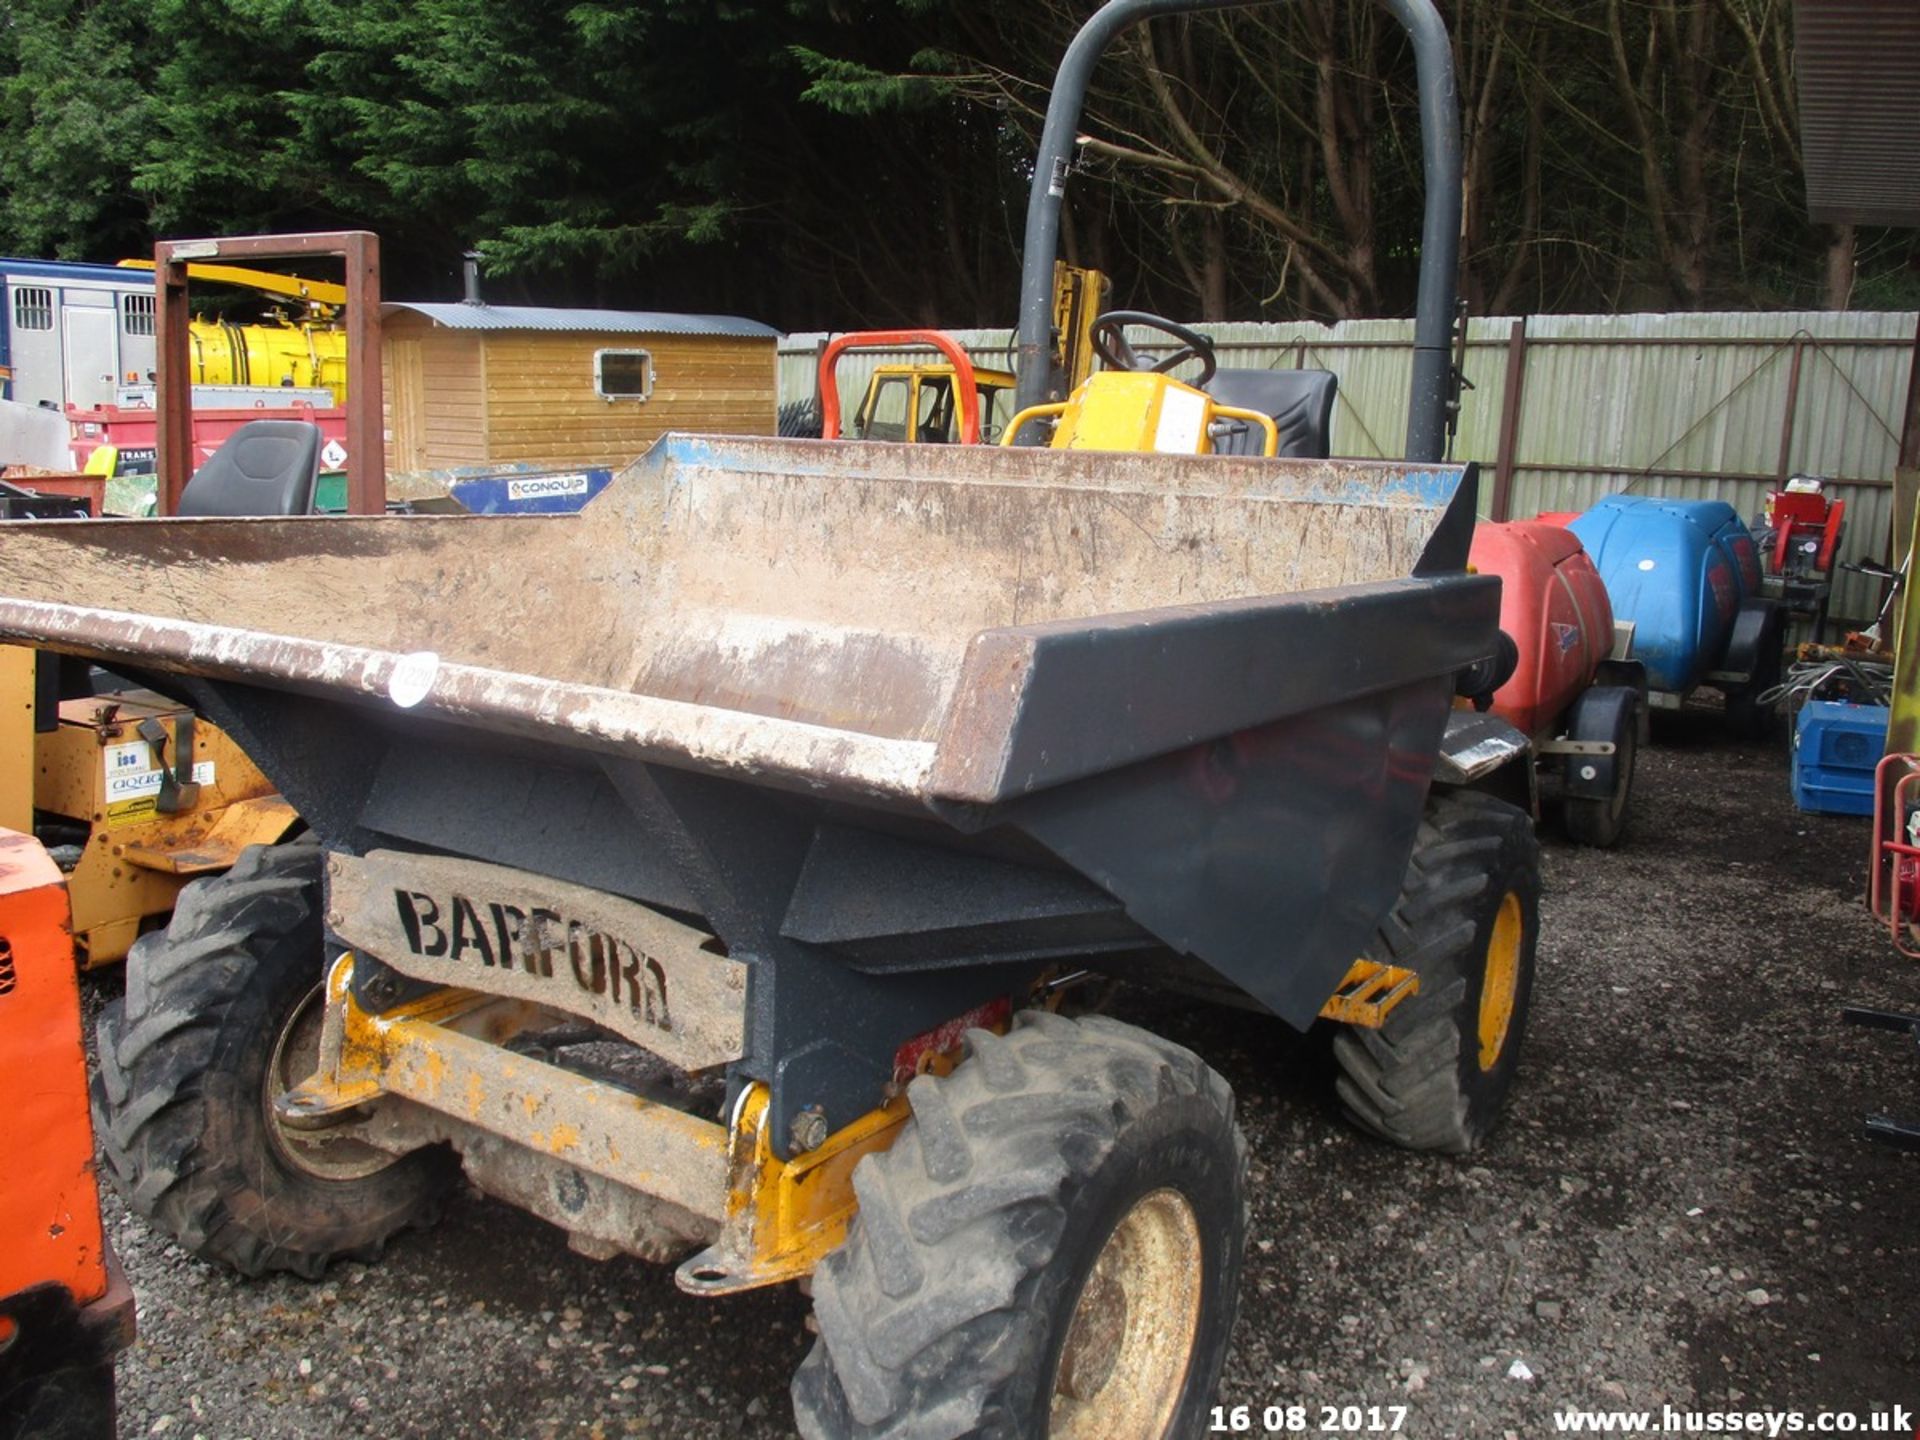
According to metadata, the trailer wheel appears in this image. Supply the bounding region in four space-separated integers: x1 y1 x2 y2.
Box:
1562 686 1639 848
92 839 453 1279
1724 603 1783 740
790 1011 1247 1440
1333 791 1540 1154
1724 651 1782 740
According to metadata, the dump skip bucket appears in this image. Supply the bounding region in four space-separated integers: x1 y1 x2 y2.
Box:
0 435 1483 797
0 434 1493 1029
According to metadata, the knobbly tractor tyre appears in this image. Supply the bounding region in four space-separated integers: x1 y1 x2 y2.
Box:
791 1010 1247 1440
92 839 454 1279
1333 790 1540 1155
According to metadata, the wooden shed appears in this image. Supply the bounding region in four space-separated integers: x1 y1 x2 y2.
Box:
380 302 780 473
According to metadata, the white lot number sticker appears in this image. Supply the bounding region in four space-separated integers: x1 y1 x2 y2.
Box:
1153 387 1208 453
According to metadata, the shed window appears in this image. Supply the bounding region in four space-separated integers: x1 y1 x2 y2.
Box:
595 348 653 400
13 287 53 331
123 292 156 336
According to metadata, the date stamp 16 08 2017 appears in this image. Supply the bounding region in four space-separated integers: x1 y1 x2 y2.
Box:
1212 1404 1410 1435
1214 1402 1919 1435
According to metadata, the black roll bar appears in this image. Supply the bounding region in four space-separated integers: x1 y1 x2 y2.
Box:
1011 0 1461 462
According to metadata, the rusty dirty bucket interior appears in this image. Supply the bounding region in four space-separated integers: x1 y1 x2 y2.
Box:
0 434 1481 805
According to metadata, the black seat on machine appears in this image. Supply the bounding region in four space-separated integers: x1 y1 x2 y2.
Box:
176 420 322 517
1204 368 1338 458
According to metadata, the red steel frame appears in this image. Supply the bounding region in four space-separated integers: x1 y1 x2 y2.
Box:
1766 490 1847 577
154 231 383 516
1869 752 1920 957
817 330 985 445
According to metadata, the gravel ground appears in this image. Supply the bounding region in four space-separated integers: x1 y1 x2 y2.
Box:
82 711 1920 1438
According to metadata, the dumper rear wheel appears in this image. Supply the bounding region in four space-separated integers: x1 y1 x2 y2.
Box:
790 1010 1247 1440
92 839 454 1279
1333 791 1539 1154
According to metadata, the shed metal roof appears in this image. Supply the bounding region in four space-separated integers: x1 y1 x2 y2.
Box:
381 302 779 339
1796 0 1920 226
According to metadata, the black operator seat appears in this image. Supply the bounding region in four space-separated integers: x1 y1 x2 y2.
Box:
176 419 323 517
1204 368 1338 459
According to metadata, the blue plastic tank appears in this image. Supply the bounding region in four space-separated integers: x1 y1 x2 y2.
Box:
1565 495 1757 694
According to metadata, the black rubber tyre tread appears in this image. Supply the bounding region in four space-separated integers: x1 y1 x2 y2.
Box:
791 1011 1248 1440
1332 790 1541 1155
91 839 453 1279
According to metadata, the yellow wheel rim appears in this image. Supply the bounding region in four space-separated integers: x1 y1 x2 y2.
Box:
1476 892 1524 1072
1049 1188 1203 1440
265 984 395 1181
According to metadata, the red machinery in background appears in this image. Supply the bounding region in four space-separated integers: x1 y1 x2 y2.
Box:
0 829 135 1436
1758 475 1846 638
1468 520 1648 847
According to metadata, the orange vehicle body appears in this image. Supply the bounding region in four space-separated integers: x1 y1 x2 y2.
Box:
1469 521 1615 738
0 827 134 1435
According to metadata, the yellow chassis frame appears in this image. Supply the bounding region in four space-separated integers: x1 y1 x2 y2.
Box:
279 950 1414 1294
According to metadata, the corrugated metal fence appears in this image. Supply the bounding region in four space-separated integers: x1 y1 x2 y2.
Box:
782 311 1920 622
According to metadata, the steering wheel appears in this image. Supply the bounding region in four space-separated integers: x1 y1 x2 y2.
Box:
1090 310 1218 387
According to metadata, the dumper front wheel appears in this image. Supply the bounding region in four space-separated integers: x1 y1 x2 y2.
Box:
1333 791 1540 1154
92 840 453 1279
791 1011 1247 1440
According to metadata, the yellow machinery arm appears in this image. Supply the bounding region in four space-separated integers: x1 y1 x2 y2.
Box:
1051 262 1110 394
117 258 347 310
